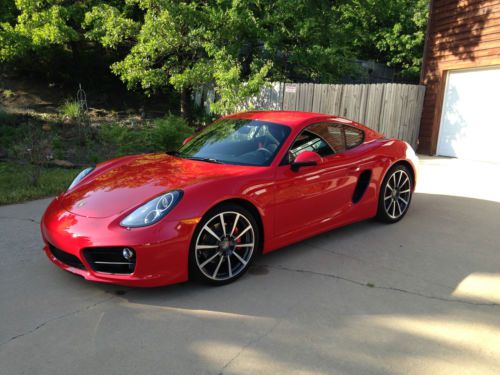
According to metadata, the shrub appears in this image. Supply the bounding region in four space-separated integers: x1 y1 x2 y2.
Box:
148 114 193 152
1 111 23 158
98 123 145 158
59 100 81 120
0 109 16 126
2 89 15 99
96 115 193 159
9 121 52 186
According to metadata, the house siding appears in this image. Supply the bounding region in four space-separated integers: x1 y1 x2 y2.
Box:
419 0 500 154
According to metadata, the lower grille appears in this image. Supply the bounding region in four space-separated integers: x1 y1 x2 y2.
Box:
83 247 136 274
48 243 86 270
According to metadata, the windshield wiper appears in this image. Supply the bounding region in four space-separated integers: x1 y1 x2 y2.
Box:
167 151 223 164
185 156 223 164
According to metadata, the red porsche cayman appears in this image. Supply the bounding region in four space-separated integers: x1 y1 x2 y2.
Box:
41 111 418 286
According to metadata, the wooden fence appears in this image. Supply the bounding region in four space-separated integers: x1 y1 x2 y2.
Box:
195 82 426 148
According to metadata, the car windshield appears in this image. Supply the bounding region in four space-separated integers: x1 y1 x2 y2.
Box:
174 118 291 166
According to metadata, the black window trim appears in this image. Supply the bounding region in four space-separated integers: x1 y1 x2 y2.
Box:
343 124 365 150
280 121 365 166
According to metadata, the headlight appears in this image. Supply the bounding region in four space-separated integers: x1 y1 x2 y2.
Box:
120 190 183 228
68 167 94 191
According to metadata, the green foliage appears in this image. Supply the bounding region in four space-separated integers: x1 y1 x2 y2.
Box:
148 115 193 151
0 111 30 158
98 122 145 157
93 0 362 114
2 89 15 98
7 120 52 185
0 109 16 126
1 0 429 113
0 0 18 24
210 58 272 115
0 0 81 62
0 162 78 205
335 0 429 79
59 99 81 120
83 3 139 49
98 115 192 158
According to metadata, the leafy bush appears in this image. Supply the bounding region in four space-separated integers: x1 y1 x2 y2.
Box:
1 111 24 159
98 123 146 158
0 109 16 126
9 121 52 186
148 115 193 151
2 89 15 99
98 114 193 158
59 100 81 120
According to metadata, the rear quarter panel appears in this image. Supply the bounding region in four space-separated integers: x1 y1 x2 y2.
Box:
262 137 417 253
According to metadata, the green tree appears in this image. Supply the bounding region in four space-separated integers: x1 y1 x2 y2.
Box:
1 0 429 114
84 1 273 116
334 0 428 80
83 0 358 115
0 0 134 82
1 0 82 62
0 0 18 24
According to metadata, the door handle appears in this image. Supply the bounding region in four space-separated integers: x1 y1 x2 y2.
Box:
349 166 361 173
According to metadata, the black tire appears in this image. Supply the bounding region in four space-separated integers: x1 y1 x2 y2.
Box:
189 203 260 285
376 164 413 223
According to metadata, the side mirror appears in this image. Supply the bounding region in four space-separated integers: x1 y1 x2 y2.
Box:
291 150 322 172
182 135 194 145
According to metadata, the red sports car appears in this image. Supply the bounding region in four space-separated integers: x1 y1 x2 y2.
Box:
41 111 418 286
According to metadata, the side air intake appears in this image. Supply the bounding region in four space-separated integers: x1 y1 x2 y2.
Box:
352 170 372 204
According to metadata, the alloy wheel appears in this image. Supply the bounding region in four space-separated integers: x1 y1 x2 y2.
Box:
383 169 412 220
195 211 255 281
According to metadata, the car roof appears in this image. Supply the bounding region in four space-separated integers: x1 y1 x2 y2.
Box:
225 110 333 127
224 110 383 140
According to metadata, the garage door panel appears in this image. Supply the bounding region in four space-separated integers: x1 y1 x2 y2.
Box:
437 67 500 163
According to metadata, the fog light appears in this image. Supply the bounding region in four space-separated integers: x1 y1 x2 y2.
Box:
122 247 134 260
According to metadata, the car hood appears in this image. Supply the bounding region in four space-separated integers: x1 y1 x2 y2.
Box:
60 153 252 218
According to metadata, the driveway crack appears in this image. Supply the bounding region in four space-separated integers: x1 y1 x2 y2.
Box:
267 264 500 308
0 216 40 224
308 243 457 291
0 295 116 347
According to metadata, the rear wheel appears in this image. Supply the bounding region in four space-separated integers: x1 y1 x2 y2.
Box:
189 204 259 285
377 165 413 223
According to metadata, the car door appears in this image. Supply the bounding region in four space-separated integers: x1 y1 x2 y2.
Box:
273 122 361 237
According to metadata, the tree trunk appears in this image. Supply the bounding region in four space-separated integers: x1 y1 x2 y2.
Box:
180 87 192 123
70 40 82 84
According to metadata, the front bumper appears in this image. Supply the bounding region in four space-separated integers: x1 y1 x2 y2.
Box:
41 197 197 287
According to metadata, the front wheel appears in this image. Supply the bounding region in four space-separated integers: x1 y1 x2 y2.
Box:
189 204 260 285
376 165 413 223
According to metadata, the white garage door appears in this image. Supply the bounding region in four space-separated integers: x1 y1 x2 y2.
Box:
437 67 500 163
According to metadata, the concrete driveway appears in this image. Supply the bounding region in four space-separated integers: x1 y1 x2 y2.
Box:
1 156 500 375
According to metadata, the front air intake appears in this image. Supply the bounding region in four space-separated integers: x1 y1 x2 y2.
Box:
83 247 136 274
48 243 86 270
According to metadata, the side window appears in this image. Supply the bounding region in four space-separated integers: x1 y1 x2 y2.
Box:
325 123 346 153
289 130 334 158
344 125 364 149
307 122 346 153
283 122 364 165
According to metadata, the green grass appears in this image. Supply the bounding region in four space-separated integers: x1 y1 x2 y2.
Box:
59 100 81 120
0 162 79 205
